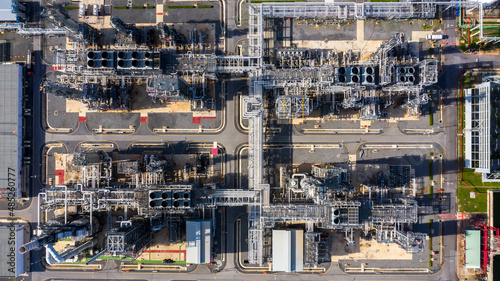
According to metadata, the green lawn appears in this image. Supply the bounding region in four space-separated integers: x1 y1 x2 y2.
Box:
459 169 500 187
132 260 186 264
457 187 489 212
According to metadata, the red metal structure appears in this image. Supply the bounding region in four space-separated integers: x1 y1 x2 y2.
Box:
478 224 500 274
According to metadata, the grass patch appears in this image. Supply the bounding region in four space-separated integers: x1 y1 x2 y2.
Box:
197 5 212 8
131 5 148 9
251 0 304 2
460 168 500 187
429 105 433 126
97 255 133 260
113 6 128 9
133 260 164 264
457 187 489 212
64 6 79 9
166 5 195 8
429 160 433 180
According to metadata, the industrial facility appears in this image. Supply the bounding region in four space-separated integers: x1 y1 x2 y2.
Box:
3 0 500 279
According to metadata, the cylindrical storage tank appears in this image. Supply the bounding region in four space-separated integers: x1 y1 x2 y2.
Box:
173 200 181 208
366 67 374 75
118 52 126 59
145 52 152 59
338 75 346 83
399 75 406 82
173 192 180 199
351 75 359 83
399 68 406 74
407 67 415 74
366 75 374 83
87 51 95 59
333 209 340 216
132 51 139 59
101 60 110 67
149 200 157 207
131 60 139 67
183 192 190 199
333 217 340 225
338 67 346 75
87 60 95 67
118 60 126 67
161 200 171 208
145 60 152 67
351 67 359 75
149 192 157 199
408 76 415 82
101 51 109 59
183 200 190 207
161 191 170 199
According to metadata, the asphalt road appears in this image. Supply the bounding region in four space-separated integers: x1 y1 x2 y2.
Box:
2 1 500 281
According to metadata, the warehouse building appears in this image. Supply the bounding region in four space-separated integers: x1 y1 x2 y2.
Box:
0 225 26 277
186 220 211 264
0 63 24 199
272 229 303 272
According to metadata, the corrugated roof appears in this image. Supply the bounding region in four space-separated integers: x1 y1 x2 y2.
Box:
0 64 22 199
465 230 481 269
0 0 17 22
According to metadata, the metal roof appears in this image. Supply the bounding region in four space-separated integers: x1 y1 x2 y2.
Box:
186 220 211 264
0 0 17 22
272 229 304 272
0 225 24 277
0 64 22 198
465 230 481 269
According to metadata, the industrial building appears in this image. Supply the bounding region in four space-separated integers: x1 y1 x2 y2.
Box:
0 225 26 277
272 229 303 272
186 220 211 264
464 79 500 181
0 63 25 199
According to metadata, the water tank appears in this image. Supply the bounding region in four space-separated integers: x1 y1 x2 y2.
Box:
333 217 340 225
173 200 181 208
183 200 190 207
161 200 171 208
149 192 157 199
118 52 127 59
366 67 374 75
101 51 110 59
183 192 190 199
399 68 406 74
87 60 95 67
145 52 152 59
145 60 152 67
149 200 157 207
132 51 139 59
337 67 346 75
365 75 374 83
408 76 415 82
407 67 415 74
351 67 360 75
399 75 407 83
351 75 360 83
131 60 140 68
87 51 96 59
338 75 346 83
333 209 340 216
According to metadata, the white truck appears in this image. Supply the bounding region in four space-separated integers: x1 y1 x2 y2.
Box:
426 34 444 40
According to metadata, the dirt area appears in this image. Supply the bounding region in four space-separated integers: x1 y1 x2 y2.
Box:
136 227 187 262
55 153 82 184
331 232 412 261
457 212 482 281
